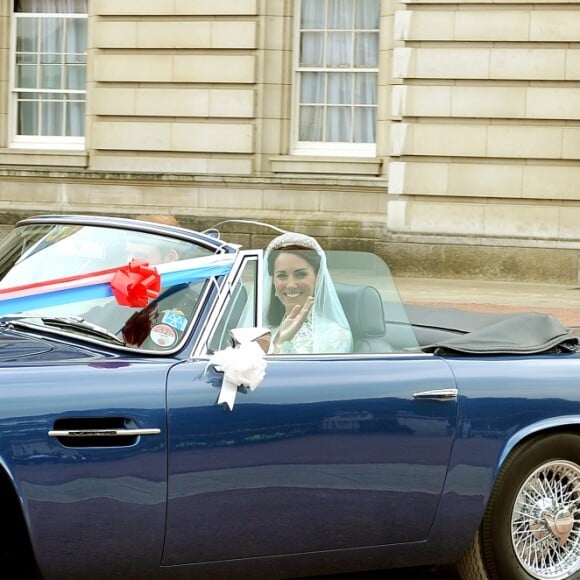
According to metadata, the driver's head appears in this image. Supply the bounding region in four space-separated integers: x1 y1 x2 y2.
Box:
127 214 183 264
136 214 181 228
126 239 179 265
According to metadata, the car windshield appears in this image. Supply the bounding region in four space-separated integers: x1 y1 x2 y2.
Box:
207 247 421 355
0 222 224 352
326 250 421 352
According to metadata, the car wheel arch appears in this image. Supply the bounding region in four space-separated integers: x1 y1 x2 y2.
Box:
493 420 580 480
457 429 580 580
0 464 41 576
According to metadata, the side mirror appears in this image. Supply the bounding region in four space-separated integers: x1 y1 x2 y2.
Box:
229 327 271 354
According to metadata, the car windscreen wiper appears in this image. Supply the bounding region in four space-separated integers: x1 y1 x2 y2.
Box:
37 316 127 346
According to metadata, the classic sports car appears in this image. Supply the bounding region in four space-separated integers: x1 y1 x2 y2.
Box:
0 214 578 580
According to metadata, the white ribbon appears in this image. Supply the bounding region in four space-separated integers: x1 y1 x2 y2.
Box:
207 329 269 410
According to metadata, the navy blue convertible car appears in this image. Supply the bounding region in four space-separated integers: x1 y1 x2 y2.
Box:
0 214 578 580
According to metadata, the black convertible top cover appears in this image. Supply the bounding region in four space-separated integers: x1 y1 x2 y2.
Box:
423 312 579 355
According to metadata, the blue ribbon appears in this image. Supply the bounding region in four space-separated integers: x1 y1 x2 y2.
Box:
0 262 232 316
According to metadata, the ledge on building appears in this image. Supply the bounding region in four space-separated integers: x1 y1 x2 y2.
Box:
0 149 88 169
270 155 383 176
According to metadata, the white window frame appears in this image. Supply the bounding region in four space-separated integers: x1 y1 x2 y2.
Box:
291 0 379 158
9 5 87 150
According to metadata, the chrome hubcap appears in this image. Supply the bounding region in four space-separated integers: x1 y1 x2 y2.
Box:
511 460 580 579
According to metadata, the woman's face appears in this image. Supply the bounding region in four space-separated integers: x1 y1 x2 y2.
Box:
273 252 317 314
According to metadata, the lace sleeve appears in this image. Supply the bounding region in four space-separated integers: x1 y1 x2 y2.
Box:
316 320 352 353
275 318 352 354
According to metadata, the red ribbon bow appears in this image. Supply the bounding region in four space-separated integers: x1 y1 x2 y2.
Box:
110 259 160 308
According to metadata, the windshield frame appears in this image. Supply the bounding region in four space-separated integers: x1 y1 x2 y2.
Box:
194 247 421 358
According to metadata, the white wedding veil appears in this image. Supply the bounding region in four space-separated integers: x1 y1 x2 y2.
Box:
262 232 353 352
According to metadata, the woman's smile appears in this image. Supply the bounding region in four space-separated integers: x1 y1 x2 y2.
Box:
284 290 302 299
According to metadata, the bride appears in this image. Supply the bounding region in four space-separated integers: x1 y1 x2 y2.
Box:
263 232 353 354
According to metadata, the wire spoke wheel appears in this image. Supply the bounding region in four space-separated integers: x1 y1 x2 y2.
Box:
511 459 580 579
457 434 580 580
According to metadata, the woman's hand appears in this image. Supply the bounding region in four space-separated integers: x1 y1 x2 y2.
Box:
274 296 314 350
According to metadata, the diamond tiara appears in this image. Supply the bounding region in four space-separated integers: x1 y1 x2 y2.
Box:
266 232 322 253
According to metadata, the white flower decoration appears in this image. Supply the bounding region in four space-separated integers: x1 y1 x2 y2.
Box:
207 333 269 410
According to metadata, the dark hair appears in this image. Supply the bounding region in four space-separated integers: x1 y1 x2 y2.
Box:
266 247 321 326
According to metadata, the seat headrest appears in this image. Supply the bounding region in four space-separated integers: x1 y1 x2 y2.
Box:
335 283 386 338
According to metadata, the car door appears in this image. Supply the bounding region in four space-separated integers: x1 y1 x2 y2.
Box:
163 252 458 565
164 354 457 565
6 358 170 580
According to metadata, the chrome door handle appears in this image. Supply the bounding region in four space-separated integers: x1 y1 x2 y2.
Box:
412 388 458 401
49 428 161 438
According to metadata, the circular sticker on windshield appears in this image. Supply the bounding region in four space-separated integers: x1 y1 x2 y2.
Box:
150 324 177 348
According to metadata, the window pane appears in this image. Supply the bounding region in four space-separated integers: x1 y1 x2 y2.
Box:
40 64 62 89
327 107 351 141
207 259 258 353
299 105 324 141
15 0 88 14
354 32 379 67
16 18 37 52
301 72 325 104
300 31 324 66
326 32 351 67
40 18 63 54
355 73 376 104
16 63 37 88
354 107 375 142
355 0 380 29
18 97 38 134
66 100 85 136
42 98 64 136
301 0 325 28
327 73 352 104
66 18 86 53
65 63 85 90
328 0 353 29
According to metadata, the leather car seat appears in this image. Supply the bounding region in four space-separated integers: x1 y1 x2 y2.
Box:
335 283 394 353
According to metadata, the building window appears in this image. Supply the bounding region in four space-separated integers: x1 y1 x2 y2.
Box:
294 0 379 157
11 0 87 149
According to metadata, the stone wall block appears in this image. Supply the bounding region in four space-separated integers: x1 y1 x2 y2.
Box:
451 86 526 118
562 128 580 160
523 165 580 200
490 49 566 80
98 0 257 16
487 126 563 159
483 204 560 238
171 123 254 153
94 55 173 83
527 88 580 119
93 121 172 151
173 55 256 83
530 11 580 41
448 163 523 198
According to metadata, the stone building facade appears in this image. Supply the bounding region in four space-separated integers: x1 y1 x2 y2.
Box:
0 0 578 283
